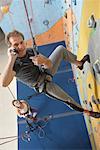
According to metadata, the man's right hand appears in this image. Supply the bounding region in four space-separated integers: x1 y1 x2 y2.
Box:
0 47 17 87
8 47 18 61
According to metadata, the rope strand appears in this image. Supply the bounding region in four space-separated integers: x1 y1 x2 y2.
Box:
7 86 16 100
0 137 18 146
0 135 17 140
18 111 82 125
23 0 37 51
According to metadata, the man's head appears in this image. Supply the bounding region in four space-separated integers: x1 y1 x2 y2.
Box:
12 100 21 108
6 30 26 57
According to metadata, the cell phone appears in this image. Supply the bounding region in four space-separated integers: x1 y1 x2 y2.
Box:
13 48 18 54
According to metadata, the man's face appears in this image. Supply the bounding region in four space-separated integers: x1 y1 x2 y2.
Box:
14 100 21 108
9 35 26 57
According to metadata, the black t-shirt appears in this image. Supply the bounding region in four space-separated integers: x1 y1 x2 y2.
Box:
13 48 40 88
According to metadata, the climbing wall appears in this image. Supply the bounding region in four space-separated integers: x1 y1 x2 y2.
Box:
75 1 100 149
0 0 100 150
17 41 91 149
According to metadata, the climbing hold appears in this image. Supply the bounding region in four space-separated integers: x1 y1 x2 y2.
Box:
89 102 93 111
73 0 77 5
94 127 97 133
91 95 96 103
82 71 85 74
75 25 79 32
89 119 91 124
88 83 92 89
88 14 96 28
44 0 52 7
97 99 100 104
84 100 88 104
64 31 67 34
92 98 100 105
64 0 67 3
64 12 67 19
44 0 52 4
1 5 10 14
93 59 100 73
43 20 49 28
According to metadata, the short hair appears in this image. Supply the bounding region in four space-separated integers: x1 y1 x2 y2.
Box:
12 99 20 107
5 30 24 47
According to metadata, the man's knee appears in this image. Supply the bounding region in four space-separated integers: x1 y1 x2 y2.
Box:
56 45 66 51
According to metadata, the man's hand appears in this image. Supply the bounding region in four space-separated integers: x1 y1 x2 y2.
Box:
30 54 52 69
0 47 17 87
8 47 18 61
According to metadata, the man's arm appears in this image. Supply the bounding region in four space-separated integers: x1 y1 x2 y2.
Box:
30 54 53 69
0 48 17 87
0 59 16 87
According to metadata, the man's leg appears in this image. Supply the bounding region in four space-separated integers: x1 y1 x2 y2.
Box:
46 45 84 111
49 45 90 74
44 82 100 118
45 45 100 118
49 45 77 75
45 82 84 112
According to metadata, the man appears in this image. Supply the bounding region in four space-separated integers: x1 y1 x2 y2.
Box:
12 100 38 121
0 30 100 118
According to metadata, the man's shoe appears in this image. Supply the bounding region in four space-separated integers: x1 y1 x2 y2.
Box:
78 54 90 70
89 111 100 118
84 110 100 118
88 14 96 28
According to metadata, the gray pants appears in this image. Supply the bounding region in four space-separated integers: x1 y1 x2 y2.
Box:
38 45 84 112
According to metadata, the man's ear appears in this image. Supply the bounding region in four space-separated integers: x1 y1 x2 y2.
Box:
24 41 27 47
25 40 33 48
